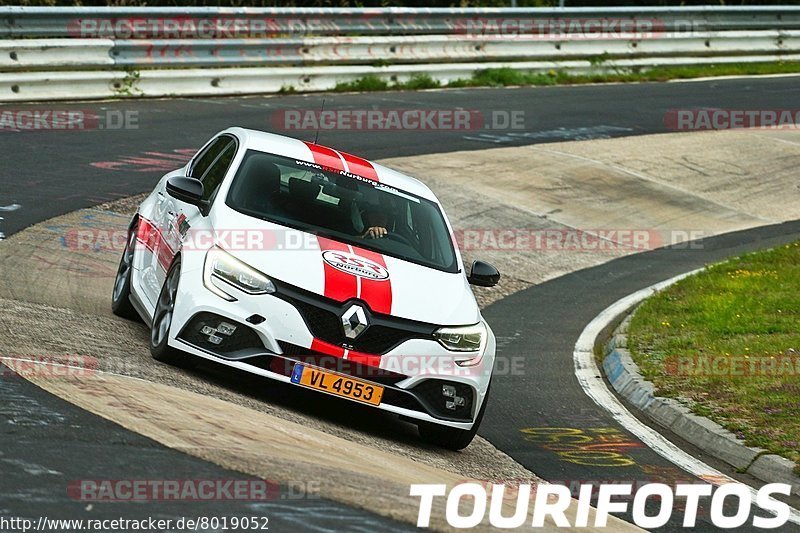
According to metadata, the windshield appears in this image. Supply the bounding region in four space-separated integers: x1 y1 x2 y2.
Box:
225 150 458 273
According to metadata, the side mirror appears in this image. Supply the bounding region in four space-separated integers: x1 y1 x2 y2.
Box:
468 260 500 287
166 176 204 206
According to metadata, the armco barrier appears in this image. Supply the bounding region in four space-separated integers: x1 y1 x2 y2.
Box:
3 6 800 38
1 6 799 102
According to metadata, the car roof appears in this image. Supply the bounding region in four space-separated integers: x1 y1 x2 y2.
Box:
221 127 439 203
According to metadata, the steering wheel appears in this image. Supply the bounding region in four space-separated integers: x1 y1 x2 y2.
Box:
384 232 415 247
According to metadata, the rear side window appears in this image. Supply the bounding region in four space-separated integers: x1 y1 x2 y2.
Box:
200 141 236 201
191 136 231 179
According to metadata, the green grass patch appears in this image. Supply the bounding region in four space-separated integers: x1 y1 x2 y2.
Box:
396 74 441 90
334 74 390 92
331 61 800 94
334 73 440 92
627 241 800 468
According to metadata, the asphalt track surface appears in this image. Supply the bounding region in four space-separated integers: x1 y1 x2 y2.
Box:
2 75 800 236
0 364 413 531
482 221 800 531
2 76 800 531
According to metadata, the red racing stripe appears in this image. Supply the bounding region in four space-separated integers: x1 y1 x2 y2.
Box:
353 246 392 315
303 142 344 171
309 339 382 368
310 338 345 358
340 152 379 181
317 236 358 302
345 349 382 368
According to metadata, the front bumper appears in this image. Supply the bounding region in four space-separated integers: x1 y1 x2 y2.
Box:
169 262 495 430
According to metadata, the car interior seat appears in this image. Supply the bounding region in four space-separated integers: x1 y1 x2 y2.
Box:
233 156 282 214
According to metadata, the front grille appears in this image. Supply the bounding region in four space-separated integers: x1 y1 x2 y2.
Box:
272 279 437 355
289 299 341 339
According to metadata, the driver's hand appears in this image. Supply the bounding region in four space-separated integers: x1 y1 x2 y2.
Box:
362 226 388 239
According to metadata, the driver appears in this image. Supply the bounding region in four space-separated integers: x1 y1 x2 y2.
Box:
360 209 389 239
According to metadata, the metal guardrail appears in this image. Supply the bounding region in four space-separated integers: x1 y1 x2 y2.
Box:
0 6 798 102
3 6 800 38
2 31 799 71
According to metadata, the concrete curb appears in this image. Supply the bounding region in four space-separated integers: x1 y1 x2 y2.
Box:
602 313 800 497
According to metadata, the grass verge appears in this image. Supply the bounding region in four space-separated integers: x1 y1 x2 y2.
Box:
334 73 440 92
627 241 800 473
331 61 800 93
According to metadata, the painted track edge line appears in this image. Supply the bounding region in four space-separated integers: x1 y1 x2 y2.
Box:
572 268 800 525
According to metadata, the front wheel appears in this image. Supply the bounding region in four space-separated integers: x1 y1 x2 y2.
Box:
150 258 195 369
111 221 140 321
418 385 490 451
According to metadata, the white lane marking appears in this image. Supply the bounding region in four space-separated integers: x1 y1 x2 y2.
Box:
0 203 22 241
573 269 800 525
0 458 61 476
668 73 800 83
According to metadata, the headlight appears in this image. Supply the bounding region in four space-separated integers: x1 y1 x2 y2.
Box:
203 246 275 301
434 321 487 360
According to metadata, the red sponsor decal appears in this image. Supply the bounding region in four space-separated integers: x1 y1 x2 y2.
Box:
317 237 393 315
317 237 358 302
136 216 175 271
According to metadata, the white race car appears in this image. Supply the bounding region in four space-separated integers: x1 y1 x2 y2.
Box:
112 127 500 450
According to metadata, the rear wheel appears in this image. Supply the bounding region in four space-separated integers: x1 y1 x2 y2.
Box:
418 384 490 451
111 221 139 320
150 258 195 369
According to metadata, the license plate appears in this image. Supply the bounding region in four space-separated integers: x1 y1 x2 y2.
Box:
290 364 383 406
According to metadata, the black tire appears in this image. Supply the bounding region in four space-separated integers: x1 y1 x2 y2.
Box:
149 258 196 369
111 221 140 321
418 384 490 451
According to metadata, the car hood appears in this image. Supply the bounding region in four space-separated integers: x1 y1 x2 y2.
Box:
215 209 480 326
